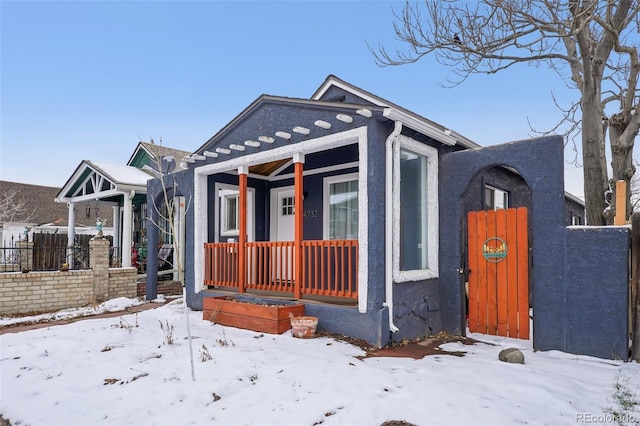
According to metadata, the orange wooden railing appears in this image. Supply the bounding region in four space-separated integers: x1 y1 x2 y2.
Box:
246 241 295 292
301 240 358 299
203 240 358 299
204 242 239 288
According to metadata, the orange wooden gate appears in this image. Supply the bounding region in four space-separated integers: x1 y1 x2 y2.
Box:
467 207 529 339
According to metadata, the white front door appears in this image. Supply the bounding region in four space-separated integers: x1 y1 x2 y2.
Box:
275 189 295 241
270 187 295 283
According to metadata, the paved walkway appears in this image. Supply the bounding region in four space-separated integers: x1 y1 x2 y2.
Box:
0 301 169 335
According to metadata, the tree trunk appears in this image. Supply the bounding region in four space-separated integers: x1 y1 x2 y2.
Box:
609 113 636 222
581 83 608 226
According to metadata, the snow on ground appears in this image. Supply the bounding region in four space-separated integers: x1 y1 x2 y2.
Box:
1 298 639 426
0 297 152 327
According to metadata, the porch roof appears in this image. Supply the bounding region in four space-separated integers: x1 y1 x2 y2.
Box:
55 160 152 204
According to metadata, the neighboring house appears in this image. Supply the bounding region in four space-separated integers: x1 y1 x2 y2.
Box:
55 142 190 271
142 75 581 347
0 180 105 244
564 191 586 225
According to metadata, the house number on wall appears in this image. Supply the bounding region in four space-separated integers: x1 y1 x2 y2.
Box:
303 210 318 219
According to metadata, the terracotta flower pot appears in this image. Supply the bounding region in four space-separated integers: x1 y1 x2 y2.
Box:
290 315 318 338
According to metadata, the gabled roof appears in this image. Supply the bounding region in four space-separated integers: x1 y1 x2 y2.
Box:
192 94 383 156
190 75 478 163
56 160 153 203
312 75 479 149
128 141 191 172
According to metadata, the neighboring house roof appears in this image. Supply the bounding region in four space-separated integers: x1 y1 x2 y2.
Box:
55 141 190 208
127 141 191 173
565 191 585 206
0 180 94 227
91 162 155 187
56 160 154 203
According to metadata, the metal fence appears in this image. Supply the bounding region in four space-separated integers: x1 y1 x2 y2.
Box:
1 233 92 273
0 243 90 272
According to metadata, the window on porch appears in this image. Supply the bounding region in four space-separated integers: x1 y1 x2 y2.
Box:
220 190 239 236
324 173 358 240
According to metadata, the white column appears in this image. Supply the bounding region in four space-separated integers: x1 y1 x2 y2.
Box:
112 206 120 249
175 196 186 282
67 202 76 268
193 172 207 293
122 192 133 268
67 202 76 246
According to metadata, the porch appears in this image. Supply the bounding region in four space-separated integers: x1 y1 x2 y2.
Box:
192 126 369 308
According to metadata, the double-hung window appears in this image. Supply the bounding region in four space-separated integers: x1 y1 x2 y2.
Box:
220 189 239 236
324 173 359 240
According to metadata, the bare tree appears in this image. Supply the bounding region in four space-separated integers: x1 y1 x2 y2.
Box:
370 0 640 225
0 188 34 226
144 138 196 381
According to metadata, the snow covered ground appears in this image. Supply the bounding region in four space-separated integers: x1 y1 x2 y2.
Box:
1 297 639 426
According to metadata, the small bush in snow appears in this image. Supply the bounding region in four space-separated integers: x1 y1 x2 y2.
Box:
200 344 213 362
159 320 175 345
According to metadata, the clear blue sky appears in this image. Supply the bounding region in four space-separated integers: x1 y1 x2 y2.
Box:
1 0 586 198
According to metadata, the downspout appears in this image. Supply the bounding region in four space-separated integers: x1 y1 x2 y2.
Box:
384 121 402 333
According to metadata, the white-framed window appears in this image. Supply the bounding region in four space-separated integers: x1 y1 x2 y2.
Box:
571 214 583 226
220 189 239 236
323 173 359 240
393 135 438 282
485 185 509 210
214 183 255 241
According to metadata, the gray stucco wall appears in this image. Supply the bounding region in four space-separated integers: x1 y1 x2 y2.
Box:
392 280 442 342
146 168 195 305
555 226 629 359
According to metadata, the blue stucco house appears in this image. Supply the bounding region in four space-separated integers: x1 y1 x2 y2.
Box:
145 75 581 348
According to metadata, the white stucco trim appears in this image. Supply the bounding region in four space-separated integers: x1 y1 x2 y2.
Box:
392 135 439 282
193 126 369 312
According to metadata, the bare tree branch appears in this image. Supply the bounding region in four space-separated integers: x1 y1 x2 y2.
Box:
371 0 640 224
0 188 35 226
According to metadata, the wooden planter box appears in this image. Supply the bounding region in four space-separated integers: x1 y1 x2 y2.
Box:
203 296 305 334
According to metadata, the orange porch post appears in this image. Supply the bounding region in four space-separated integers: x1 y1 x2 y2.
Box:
294 154 304 299
238 167 248 293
